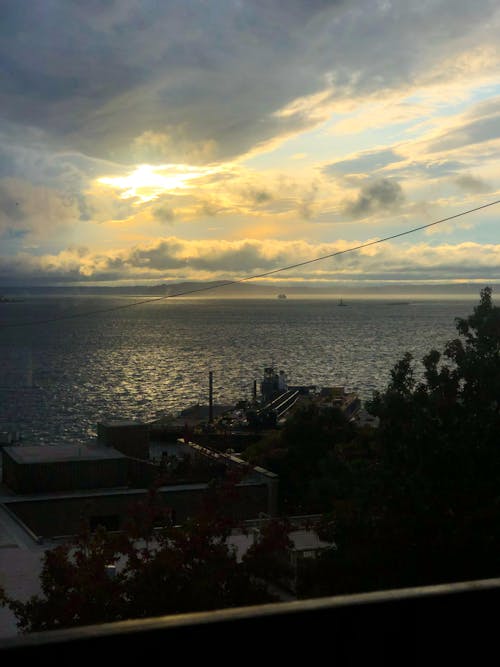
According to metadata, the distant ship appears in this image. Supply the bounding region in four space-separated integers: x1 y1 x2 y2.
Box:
338 298 347 306
277 293 287 300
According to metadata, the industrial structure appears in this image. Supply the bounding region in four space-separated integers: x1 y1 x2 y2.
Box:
0 421 278 540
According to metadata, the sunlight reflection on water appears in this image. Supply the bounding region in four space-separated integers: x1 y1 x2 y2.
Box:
0 297 474 444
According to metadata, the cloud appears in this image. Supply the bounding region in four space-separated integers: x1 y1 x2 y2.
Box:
328 97 436 136
410 160 466 178
454 174 492 193
2 1 500 164
136 170 327 222
241 188 274 206
0 128 133 225
153 205 176 224
422 96 500 154
427 113 500 153
0 178 80 239
1 1 500 288
343 179 405 218
0 1 329 163
1 237 499 285
297 183 319 220
0 129 121 189
322 149 404 176
132 127 217 164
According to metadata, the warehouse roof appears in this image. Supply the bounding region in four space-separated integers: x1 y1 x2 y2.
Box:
2 444 126 465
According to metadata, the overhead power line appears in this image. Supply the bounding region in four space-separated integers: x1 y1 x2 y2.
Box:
1 198 499 329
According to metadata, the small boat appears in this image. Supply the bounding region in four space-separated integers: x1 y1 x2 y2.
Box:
277 293 287 300
338 298 348 306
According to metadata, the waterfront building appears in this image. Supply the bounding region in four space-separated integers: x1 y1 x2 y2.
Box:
0 423 278 541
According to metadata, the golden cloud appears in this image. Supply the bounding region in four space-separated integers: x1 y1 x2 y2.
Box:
2 237 499 285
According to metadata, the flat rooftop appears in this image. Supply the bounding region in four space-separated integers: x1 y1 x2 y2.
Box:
3 444 126 465
288 529 334 552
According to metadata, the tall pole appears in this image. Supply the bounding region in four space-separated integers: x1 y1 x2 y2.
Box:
209 371 214 423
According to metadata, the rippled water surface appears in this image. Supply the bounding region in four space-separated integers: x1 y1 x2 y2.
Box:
0 296 476 443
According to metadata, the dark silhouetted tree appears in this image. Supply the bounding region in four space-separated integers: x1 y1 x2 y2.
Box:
0 474 292 633
298 288 500 596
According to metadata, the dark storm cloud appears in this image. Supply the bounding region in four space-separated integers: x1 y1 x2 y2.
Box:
1 1 499 164
344 179 405 218
0 0 331 163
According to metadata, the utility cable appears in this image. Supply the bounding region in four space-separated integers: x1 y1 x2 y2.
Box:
1 198 499 329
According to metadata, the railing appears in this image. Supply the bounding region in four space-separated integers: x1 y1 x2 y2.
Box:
258 389 300 420
1 577 498 662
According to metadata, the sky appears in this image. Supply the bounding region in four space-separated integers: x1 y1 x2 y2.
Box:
1 0 499 289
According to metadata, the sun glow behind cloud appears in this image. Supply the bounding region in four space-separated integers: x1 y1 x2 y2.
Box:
97 164 222 203
2 2 500 287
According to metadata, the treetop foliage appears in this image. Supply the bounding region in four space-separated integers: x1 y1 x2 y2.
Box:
0 476 292 633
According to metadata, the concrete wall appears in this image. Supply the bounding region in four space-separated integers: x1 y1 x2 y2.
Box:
3 481 272 539
2 451 129 494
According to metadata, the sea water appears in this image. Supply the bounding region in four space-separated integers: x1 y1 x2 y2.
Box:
0 296 476 444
